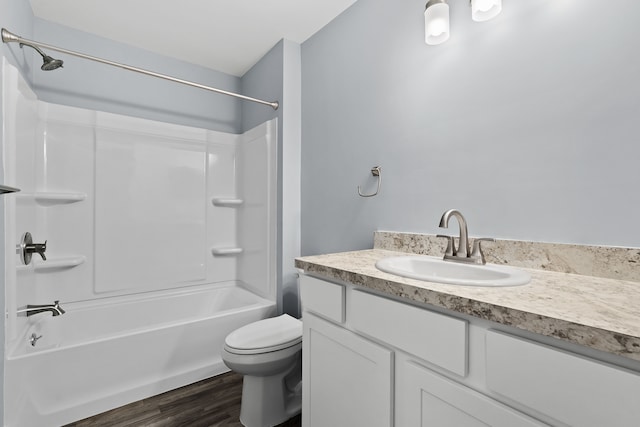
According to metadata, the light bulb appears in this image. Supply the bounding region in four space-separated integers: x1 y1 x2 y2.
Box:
429 19 447 37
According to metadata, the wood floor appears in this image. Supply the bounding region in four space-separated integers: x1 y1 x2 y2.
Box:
64 372 301 427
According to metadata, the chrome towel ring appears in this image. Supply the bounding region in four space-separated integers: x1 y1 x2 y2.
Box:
358 166 381 197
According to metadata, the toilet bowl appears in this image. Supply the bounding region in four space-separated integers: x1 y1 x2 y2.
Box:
222 314 303 427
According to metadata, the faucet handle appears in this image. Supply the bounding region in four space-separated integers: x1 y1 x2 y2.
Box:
21 232 47 264
436 234 455 256
470 238 495 264
32 240 47 260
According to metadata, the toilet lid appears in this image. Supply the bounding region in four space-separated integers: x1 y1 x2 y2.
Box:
225 314 302 352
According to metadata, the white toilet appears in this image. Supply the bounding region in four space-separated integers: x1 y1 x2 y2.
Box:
222 314 303 427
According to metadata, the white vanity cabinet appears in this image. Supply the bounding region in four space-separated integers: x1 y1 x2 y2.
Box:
302 312 393 427
299 274 640 427
348 285 544 427
301 275 393 427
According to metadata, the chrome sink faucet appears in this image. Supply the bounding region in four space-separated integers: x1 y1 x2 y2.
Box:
17 300 65 317
439 209 470 258
438 209 494 265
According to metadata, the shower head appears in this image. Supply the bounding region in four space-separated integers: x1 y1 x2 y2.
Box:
1 29 63 71
19 42 64 71
40 53 64 71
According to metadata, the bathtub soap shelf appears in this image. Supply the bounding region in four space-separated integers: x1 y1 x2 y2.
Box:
211 248 243 256
212 198 243 207
17 192 87 206
17 255 86 271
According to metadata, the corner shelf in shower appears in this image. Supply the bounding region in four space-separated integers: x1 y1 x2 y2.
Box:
16 255 86 272
211 248 243 256
211 198 244 207
16 192 87 206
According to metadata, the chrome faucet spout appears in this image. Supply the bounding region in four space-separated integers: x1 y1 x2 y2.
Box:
438 209 494 265
439 209 469 257
17 300 65 317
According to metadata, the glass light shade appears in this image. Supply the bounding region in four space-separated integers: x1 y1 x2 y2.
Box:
471 0 502 22
424 2 450 45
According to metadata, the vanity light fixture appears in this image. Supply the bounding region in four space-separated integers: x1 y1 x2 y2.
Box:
424 0 502 45
424 0 450 45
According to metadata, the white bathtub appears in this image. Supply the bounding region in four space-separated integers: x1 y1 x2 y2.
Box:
5 283 276 427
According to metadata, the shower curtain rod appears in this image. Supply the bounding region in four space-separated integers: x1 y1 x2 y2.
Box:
1 28 279 110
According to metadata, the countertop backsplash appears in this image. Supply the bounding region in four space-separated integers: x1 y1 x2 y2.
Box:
374 231 640 283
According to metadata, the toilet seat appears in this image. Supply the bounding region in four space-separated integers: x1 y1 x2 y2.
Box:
224 314 302 355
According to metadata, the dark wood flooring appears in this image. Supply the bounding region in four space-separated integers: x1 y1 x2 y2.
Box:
64 372 301 427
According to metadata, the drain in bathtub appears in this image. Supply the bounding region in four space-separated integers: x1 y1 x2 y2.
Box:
29 333 42 346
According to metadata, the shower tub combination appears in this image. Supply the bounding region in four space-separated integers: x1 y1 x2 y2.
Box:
2 60 278 426
6 284 275 426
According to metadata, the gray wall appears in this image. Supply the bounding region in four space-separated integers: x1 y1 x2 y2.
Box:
1 0 35 79
301 0 640 255
242 40 302 317
31 18 243 133
241 42 282 132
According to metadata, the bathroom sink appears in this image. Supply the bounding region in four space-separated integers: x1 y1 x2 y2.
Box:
375 255 531 287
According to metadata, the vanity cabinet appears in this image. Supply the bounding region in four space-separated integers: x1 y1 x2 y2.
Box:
301 275 392 427
299 274 640 427
302 312 393 427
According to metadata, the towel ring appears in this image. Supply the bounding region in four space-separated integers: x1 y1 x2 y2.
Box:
358 166 381 197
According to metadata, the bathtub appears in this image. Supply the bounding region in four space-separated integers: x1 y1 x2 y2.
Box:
5 283 276 427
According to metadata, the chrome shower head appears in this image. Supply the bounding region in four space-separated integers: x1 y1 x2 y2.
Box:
19 42 64 71
40 54 64 71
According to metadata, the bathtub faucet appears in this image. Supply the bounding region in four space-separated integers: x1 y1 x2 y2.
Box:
17 300 65 317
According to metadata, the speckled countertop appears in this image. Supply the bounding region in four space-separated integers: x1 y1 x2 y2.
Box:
295 248 640 362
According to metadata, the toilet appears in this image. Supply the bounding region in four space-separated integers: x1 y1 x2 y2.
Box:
222 314 303 427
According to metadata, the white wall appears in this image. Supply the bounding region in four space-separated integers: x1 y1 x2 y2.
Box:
301 0 640 255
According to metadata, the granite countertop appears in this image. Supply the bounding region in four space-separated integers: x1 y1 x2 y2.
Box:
295 248 640 362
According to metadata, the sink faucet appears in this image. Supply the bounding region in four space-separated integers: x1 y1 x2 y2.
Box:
438 209 494 265
17 300 65 317
439 209 470 258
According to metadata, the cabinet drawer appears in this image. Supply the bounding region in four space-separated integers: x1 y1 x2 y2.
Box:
486 330 640 427
351 290 467 376
300 275 345 323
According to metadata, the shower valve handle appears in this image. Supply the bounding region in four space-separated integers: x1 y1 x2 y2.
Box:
20 232 47 265
29 241 47 260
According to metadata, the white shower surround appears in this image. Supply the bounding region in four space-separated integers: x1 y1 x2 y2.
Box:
2 59 278 425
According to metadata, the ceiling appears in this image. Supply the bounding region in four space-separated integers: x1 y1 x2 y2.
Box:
29 0 358 77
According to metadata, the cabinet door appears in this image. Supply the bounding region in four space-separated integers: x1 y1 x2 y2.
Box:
302 312 393 427
397 359 546 427
486 330 640 427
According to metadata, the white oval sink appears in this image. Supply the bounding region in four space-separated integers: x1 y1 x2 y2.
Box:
375 255 531 287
